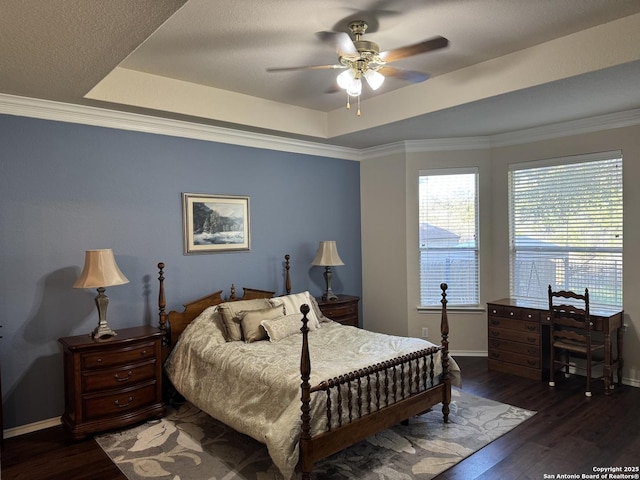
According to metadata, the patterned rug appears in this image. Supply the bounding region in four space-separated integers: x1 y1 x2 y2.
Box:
96 388 535 480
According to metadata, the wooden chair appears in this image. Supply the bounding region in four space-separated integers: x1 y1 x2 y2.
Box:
548 286 604 397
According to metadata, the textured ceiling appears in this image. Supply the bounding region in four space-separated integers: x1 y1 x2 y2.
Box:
2 0 640 149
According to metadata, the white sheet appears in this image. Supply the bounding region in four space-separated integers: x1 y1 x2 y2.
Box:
165 315 461 479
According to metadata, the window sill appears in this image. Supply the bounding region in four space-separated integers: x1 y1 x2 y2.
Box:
417 306 486 314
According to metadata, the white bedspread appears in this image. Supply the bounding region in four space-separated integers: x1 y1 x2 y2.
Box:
165 316 461 479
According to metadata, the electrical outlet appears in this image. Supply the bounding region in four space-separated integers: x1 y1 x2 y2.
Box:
421 327 429 338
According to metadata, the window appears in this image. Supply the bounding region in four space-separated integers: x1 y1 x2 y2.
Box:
509 152 623 310
419 168 479 307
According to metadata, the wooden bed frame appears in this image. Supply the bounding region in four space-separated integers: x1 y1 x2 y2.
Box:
157 255 451 480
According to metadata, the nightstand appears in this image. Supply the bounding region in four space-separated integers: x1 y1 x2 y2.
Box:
58 326 165 439
316 294 360 327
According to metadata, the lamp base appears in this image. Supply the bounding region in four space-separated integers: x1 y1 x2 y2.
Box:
92 287 117 339
92 322 117 339
322 291 339 301
322 266 339 301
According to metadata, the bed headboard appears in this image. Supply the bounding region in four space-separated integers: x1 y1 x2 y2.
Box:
157 254 292 354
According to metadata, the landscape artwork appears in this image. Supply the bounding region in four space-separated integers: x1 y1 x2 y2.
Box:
182 193 250 254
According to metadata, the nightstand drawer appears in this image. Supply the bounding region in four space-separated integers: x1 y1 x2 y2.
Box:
82 359 157 392
324 303 357 319
82 341 157 369
316 295 360 328
84 381 158 420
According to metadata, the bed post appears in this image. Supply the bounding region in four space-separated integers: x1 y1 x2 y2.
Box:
299 304 313 480
285 254 291 295
440 283 450 423
158 263 169 348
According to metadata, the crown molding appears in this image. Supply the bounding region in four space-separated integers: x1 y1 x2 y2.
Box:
0 94 361 161
2 93 640 159
490 108 640 147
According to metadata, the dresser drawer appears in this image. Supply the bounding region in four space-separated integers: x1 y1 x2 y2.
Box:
489 338 540 357
84 381 158 420
487 305 522 320
82 359 157 393
488 349 541 369
488 327 540 346
82 341 157 369
488 316 540 333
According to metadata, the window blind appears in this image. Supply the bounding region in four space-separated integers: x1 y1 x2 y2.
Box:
419 168 479 307
509 152 623 309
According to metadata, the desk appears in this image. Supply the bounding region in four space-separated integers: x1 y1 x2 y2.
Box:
487 298 624 393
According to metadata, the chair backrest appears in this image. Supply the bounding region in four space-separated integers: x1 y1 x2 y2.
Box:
548 285 592 344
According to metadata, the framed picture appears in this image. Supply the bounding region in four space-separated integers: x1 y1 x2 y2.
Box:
182 193 250 254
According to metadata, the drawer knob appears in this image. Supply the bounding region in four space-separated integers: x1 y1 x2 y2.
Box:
527 337 536 343
492 309 497 314
526 325 536 331
114 371 133 382
490 330 500 337
509 311 514 316
115 396 133 408
491 319 499 325
141 350 147 355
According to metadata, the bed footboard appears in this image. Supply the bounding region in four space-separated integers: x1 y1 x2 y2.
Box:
299 283 451 479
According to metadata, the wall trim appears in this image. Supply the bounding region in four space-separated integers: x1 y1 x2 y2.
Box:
0 94 361 161
2 94 640 159
3 416 61 439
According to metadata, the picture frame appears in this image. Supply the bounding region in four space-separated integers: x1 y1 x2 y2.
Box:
182 193 250 254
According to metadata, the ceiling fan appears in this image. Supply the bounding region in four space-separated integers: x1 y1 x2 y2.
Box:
267 20 449 116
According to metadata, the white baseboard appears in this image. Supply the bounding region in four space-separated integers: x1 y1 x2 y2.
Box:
3 417 61 439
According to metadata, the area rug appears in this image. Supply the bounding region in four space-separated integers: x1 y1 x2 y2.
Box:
96 388 535 480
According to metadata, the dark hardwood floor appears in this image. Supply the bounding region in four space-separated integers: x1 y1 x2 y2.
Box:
2 356 638 479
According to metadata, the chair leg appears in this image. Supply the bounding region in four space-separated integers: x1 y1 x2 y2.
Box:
549 347 556 387
585 353 592 397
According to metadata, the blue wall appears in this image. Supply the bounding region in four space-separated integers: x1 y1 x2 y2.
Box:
0 114 361 429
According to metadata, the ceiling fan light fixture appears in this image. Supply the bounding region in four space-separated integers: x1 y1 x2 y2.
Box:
364 69 385 90
336 69 356 90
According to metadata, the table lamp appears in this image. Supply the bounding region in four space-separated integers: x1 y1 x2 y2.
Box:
73 249 129 339
311 241 344 301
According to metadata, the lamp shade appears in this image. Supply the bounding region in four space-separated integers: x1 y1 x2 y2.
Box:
73 249 129 289
311 241 344 267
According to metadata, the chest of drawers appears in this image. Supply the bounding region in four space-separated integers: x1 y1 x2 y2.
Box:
59 326 164 439
487 300 543 380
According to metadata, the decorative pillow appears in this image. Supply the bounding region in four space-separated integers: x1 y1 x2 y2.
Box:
261 313 317 342
218 298 273 341
239 306 285 343
269 291 322 329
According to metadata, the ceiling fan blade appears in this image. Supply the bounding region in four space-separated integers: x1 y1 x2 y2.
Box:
378 65 430 83
267 64 345 72
379 36 448 63
316 31 358 57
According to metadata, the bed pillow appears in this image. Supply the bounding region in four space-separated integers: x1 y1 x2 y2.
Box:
218 298 273 341
269 291 322 329
239 306 285 343
261 312 317 342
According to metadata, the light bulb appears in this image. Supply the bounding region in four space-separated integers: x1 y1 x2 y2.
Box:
346 78 362 97
364 69 385 90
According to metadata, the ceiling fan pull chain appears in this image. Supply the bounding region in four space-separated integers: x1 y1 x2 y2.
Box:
357 95 361 117
346 92 351 111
